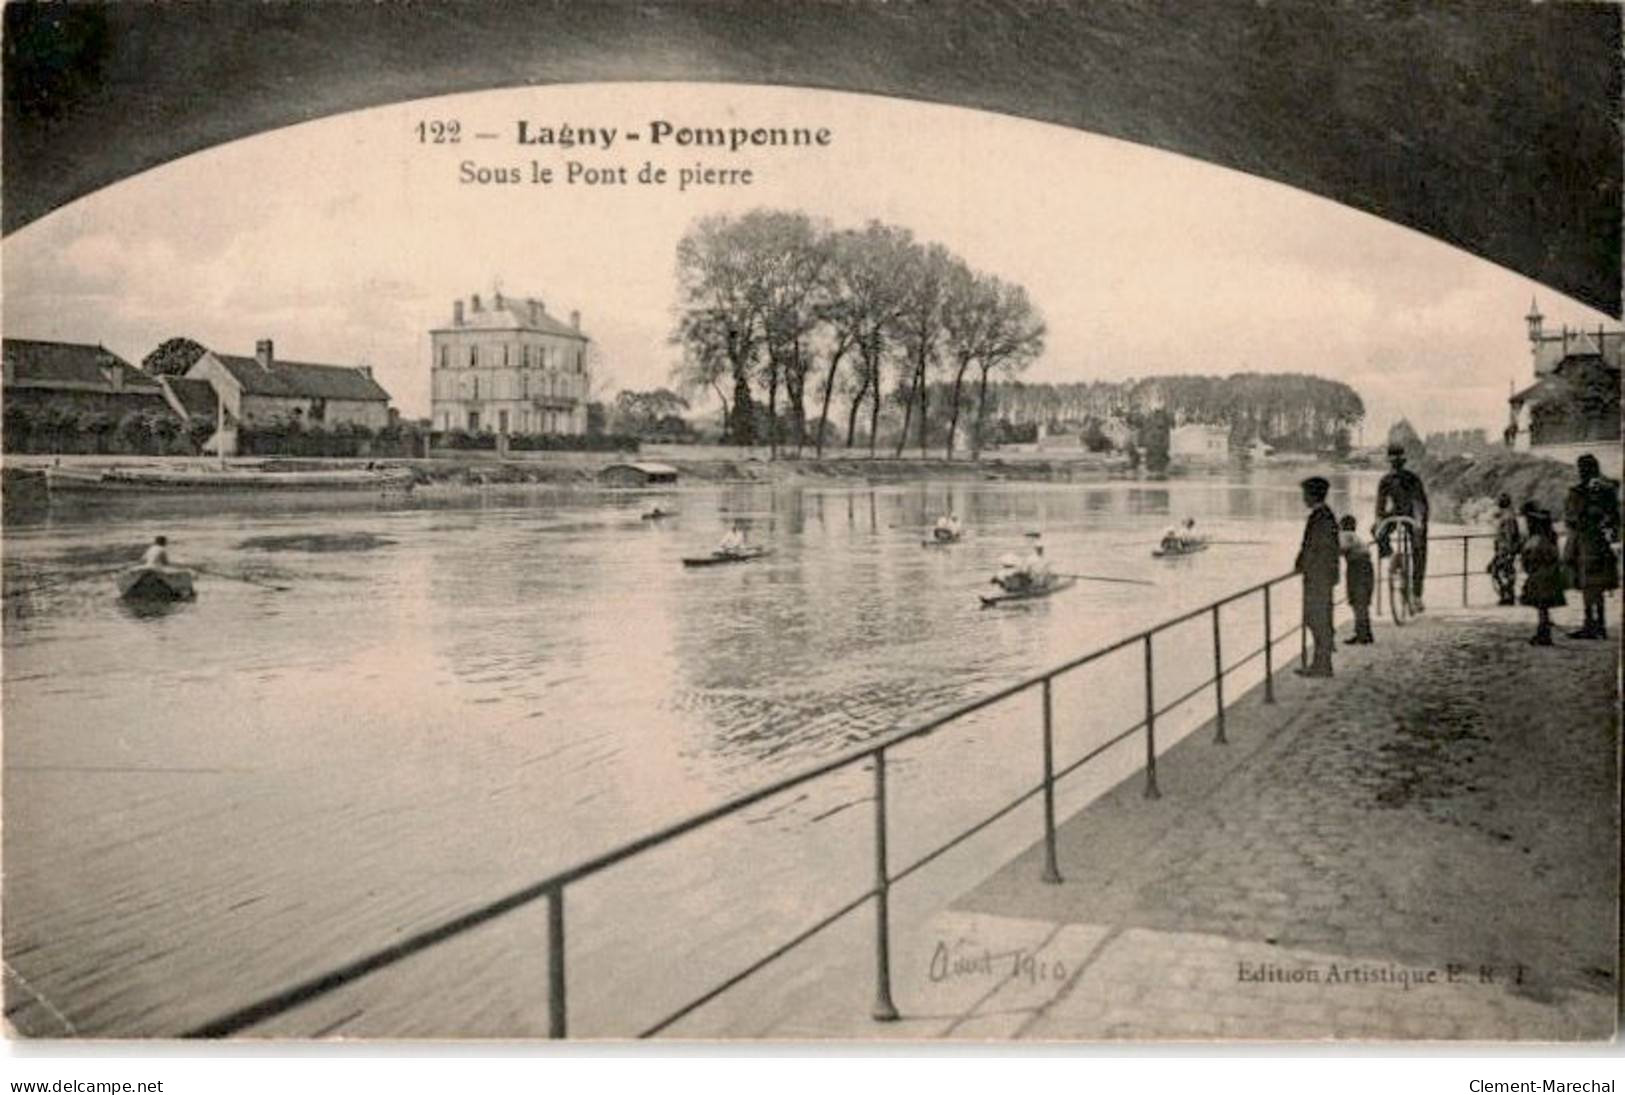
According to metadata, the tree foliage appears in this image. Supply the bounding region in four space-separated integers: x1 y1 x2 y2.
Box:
142 337 209 377
669 211 1043 458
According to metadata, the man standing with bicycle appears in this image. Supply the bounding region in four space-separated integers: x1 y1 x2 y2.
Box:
1375 443 1430 613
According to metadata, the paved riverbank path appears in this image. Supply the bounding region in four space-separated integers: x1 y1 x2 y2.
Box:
671 603 1618 1041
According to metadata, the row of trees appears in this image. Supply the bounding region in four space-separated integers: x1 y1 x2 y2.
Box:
670 210 1046 459
986 373 1366 453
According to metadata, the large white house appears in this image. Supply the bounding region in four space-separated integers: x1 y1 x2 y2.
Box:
429 291 590 436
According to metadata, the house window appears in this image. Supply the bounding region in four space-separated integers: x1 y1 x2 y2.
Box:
521 373 529 398
498 409 509 435
472 377 479 399
502 344 510 367
468 346 478 368
310 398 327 423
468 410 481 432
522 345 531 368
439 345 448 369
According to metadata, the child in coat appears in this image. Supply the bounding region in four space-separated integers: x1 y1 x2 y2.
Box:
1518 503 1566 646
1338 515 1375 644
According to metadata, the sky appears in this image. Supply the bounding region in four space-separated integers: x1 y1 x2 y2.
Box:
2 82 1613 438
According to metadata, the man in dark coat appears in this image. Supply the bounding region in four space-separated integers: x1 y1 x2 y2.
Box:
1294 476 1339 677
1563 453 1621 640
1375 444 1430 611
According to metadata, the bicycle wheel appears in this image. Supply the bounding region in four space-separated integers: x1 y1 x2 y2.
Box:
1388 527 1414 625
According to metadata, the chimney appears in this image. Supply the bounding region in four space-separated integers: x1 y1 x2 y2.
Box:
570 309 581 331
454 300 464 326
256 339 274 370
529 300 541 325
472 293 482 312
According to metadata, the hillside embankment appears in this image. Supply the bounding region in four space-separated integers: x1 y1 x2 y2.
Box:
1417 448 1593 525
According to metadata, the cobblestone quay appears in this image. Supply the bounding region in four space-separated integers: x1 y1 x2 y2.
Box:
946 605 1619 1041
664 603 1617 1041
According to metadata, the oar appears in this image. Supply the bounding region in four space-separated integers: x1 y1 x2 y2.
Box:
2 564 127 598
1204 539 1269 546
192 565 290 592
1055 572 1157 587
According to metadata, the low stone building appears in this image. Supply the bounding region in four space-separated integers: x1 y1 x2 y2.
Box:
185 339 392 447
1169 423 1230 464
598 462 678 487
2 338 172 418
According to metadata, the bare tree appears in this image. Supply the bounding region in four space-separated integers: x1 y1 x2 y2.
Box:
939 265 1000 460
673 215 766 445
890 242 955 459
750 211 832 458
971 280 1046 460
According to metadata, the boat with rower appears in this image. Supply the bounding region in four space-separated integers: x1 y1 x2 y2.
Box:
1152 539 1209 558
46 465 416 494
979 575 1077 607
117 566 197 602
681 546 773 567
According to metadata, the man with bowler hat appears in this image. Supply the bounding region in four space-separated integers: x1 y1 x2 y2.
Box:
1295 476 1339 678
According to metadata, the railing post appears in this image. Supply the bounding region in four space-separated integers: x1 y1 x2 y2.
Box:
547 885 567 1039
1142 634 1161 799
1462 536 1469 606
1211 605 1227 744
870 751 900 1022
1262 583 1276 704
1040 678 1063 883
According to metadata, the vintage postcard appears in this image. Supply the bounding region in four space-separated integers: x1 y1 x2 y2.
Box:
1 1 1619 1047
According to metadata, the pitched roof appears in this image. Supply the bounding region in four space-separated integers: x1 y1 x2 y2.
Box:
162 376 219 418
436 294 588 341
212 353 391 402
2 338 157 389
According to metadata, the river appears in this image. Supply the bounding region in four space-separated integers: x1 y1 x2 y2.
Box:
2 469 1484 1037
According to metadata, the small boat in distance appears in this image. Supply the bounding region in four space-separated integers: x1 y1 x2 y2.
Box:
1152 540 1209 558
117 566 197 602
681 547 773 568
642 507 677 520
922 532 963 547
979 576 1077 608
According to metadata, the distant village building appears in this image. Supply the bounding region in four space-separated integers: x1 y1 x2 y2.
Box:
1169 423 1230 464
184 340 392 455
1507 301 1621 476
1245 437 1275 461
430 291 590 436
598 461 679 488
2 338 173 419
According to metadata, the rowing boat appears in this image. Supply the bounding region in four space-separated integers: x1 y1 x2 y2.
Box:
117 566 197 602
642 509 677 520
921 533 963 547
1152 540 1209 558
681 547 773 567
979 575 1077 607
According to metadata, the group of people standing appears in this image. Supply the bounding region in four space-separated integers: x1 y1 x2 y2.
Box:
1297 446 1620 677
1294 445 1431 677
1490 452 1620 646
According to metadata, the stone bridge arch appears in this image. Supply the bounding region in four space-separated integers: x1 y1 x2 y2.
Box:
3 1 1618 315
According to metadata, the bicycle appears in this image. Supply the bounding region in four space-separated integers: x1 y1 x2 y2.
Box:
1374 516 1421 625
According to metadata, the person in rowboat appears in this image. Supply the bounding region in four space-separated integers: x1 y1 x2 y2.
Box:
933 512 962 542
716 520 748 557
141 536 172 568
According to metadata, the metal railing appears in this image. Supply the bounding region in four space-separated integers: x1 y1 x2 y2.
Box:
185 532 1495 1039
